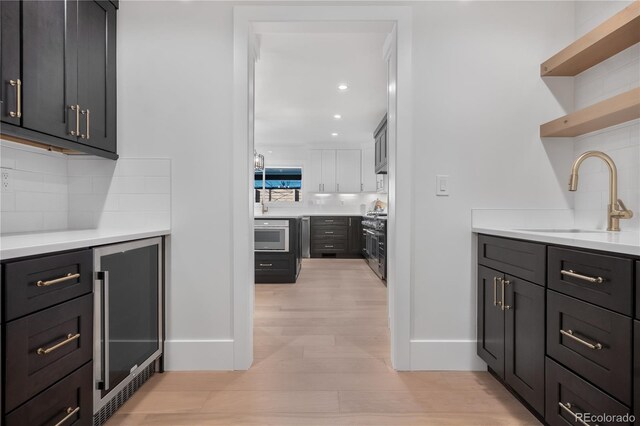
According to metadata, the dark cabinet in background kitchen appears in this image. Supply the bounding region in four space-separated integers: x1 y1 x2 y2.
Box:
374 114 387 174
310 216 362 258
0 0 117 159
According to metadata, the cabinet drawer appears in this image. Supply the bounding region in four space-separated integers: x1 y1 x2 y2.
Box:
5 362 92 426
477 235 545 285
312 242 346 252
311 216 348 226
545 358 631 426
547 291 632 405
255 258 291 270
636 262 639 320
4 249 93 321
312 226 348 239
548 247 633 315
5 294 93 412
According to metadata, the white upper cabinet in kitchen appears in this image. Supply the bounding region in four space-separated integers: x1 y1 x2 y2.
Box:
361 146 377 192
310 150 337 193
336 150 362 193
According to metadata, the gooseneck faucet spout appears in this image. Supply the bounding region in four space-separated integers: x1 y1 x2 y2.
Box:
568 151 633 231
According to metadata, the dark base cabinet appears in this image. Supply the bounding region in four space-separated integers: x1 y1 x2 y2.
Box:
5 362 92 426
255 218 301 284
310 216 362 258
477 234 639 425
545 358 631 426
477 241 545 416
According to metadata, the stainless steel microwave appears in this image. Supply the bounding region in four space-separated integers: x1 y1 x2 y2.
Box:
255 219 290 252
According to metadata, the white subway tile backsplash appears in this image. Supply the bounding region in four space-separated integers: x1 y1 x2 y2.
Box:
572 1 639 230
1 140 171 234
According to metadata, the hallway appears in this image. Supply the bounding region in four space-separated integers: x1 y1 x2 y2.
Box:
108 259 539 425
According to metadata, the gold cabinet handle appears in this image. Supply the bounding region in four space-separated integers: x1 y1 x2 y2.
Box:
37 272 80 287
492 276 500 307
325 231 334 234
37 333 80 355
69 105 80 136
501 279 511 310
54 407 80 426
325 245 334 248
560 329 603 350
558 402 590 426
8 79 21 118
259 263 272 267
561 269 603 284
80 109 90 139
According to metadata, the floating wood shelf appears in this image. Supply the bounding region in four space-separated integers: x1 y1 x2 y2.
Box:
541 2 640 76
540 88 640 137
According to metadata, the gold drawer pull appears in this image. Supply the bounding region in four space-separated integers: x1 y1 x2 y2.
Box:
54 407 80 426
325 245 334 248
259 263 272 267
560 329 602 350
37 272 80 287
560 269 604 284
8 79 21 118
37 333 80 355
558 402 590 426
501 279 511 311
325 231 334 234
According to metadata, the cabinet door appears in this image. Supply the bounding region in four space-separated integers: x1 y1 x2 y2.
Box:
477 265 505 378
321 149 336 192
22 0 78 141
1 0 21 125
348 216 362 255
374 135 381 171
361 146 377 192
380 129 388 168
504 275 545 415
336 150 361 193
309 150 324 192
77 0 117 153
635 321 639 422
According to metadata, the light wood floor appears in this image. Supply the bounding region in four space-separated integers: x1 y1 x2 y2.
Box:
108 259 540 425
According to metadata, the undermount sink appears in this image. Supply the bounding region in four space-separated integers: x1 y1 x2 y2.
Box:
515 228 608 234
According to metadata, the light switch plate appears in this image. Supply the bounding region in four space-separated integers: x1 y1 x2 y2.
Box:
436 175 449 196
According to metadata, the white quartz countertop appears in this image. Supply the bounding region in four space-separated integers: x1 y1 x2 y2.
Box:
473 227 640 256
1 228 171 260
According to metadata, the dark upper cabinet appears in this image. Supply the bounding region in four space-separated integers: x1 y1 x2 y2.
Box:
77 0 117 153
374 114 388 174
0 0 117 159
21 0 78 141
0 1 21 126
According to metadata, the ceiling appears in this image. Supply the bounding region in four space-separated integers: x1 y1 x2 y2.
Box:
254 26 389 147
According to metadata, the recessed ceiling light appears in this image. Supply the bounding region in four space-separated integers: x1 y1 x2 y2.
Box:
333 114 342 119
331 133 338 137
337 84 348 91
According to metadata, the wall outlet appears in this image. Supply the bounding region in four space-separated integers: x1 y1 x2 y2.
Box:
1 169 10 192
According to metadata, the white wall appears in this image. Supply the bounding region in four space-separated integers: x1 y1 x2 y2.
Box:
572 0 639 230
116 1 577 370
256 143 386 216
409 1 575 368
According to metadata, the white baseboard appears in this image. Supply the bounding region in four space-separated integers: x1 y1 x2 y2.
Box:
164 339 235 371
410 339 486 371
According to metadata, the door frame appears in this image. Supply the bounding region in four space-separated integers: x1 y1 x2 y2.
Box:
232 5 414 370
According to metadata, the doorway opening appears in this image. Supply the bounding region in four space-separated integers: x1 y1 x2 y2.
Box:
232 6 413 371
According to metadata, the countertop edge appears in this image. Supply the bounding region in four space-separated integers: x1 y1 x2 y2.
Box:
1 229 171 261
473 227 640 257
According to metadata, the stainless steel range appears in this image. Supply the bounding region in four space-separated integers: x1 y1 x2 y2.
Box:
362 217 386 282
